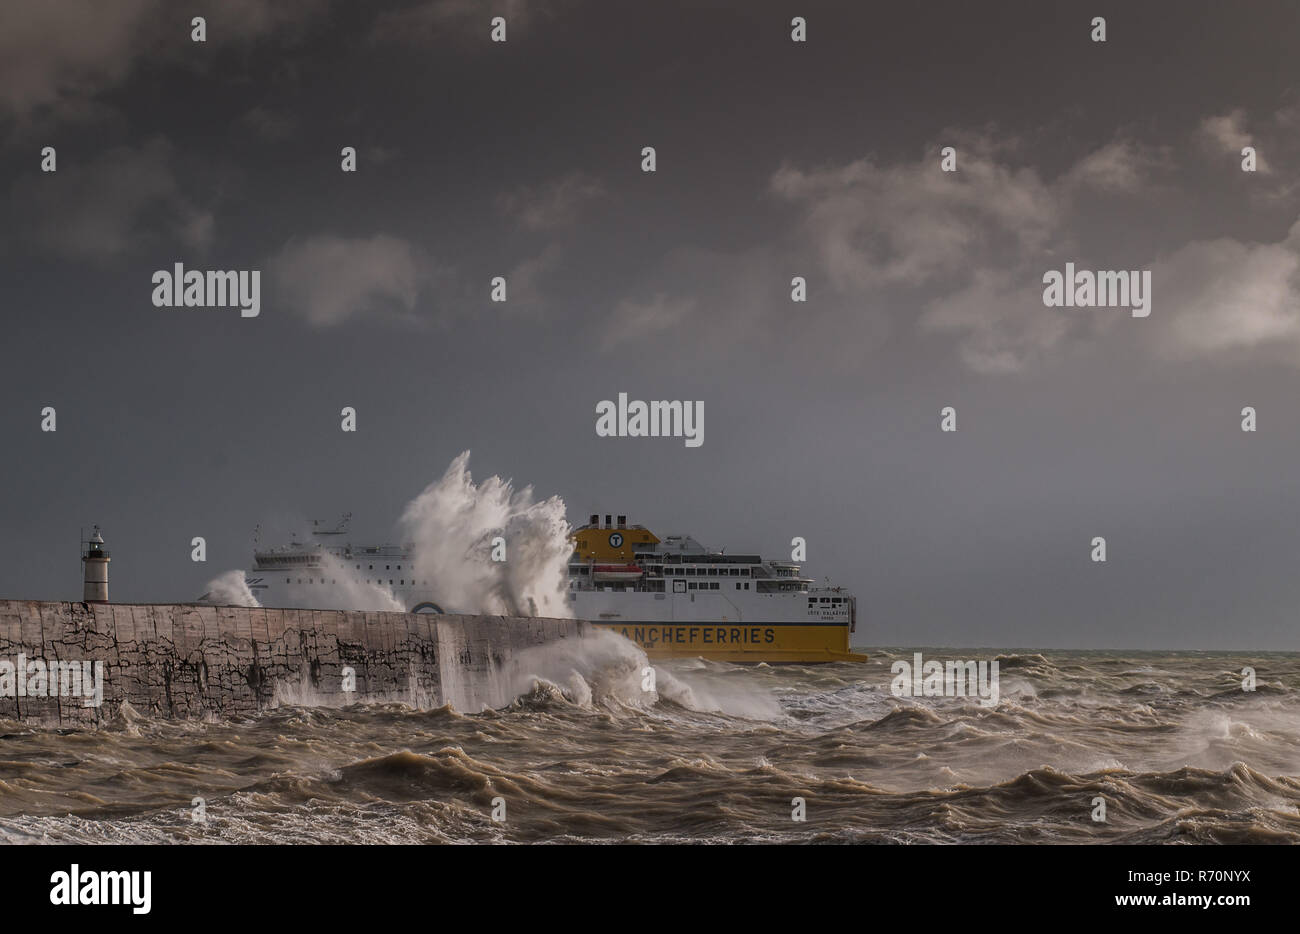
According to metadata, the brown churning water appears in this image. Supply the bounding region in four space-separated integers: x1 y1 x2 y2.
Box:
1 647 1297 843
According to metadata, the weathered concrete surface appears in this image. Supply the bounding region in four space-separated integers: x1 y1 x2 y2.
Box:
0 601 587 727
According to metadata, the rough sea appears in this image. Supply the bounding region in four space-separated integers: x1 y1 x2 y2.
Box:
2 645 1298 844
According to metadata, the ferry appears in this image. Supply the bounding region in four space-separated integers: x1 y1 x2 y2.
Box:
569 514 866 664
234 516 448 614
229 514 867 664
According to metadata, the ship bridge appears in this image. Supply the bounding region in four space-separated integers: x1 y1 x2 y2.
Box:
568 514 815 596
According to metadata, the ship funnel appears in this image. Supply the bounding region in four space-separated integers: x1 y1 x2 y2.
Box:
81 525 111 604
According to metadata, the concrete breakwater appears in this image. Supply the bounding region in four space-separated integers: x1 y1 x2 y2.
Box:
0 600 587 727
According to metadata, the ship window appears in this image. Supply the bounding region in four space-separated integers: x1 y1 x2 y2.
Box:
711 582 719 590
286 578 290 583
386 565 390 570
708 569 717 576
369 564 373 570
741 568 750 576
744 583 750 590
688 582 696 590
400 580 404 585
389 580 393 585
821 597 830 603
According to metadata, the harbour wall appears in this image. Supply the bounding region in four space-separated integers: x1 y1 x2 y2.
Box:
0 600 588 727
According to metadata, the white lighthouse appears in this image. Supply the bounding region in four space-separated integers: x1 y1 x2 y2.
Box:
82 526 110 604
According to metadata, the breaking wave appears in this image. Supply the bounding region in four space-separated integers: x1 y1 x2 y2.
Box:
400 451 572 618
198 569 260 607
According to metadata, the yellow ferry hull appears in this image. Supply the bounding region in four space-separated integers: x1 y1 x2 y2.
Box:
591 620 868 664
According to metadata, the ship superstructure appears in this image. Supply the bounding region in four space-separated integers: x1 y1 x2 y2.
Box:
240 516 443 613
567 514 865 663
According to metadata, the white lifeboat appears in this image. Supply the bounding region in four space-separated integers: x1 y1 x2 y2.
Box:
592 563 643 582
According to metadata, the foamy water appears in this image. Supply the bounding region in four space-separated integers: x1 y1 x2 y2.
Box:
2 647 1297 844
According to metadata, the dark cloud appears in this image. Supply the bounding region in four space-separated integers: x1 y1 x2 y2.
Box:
12 137 212 261
269 233 447 327
0 0 327 124
497 172 605 231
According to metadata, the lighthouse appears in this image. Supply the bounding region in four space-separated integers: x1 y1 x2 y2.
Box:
82 526 110 604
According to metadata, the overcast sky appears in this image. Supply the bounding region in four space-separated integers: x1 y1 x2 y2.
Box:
2 0 1299 649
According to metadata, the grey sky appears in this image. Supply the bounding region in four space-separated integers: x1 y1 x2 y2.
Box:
2 0 1299 648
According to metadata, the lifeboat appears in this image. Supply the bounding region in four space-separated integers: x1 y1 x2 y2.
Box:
592 563 643 582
